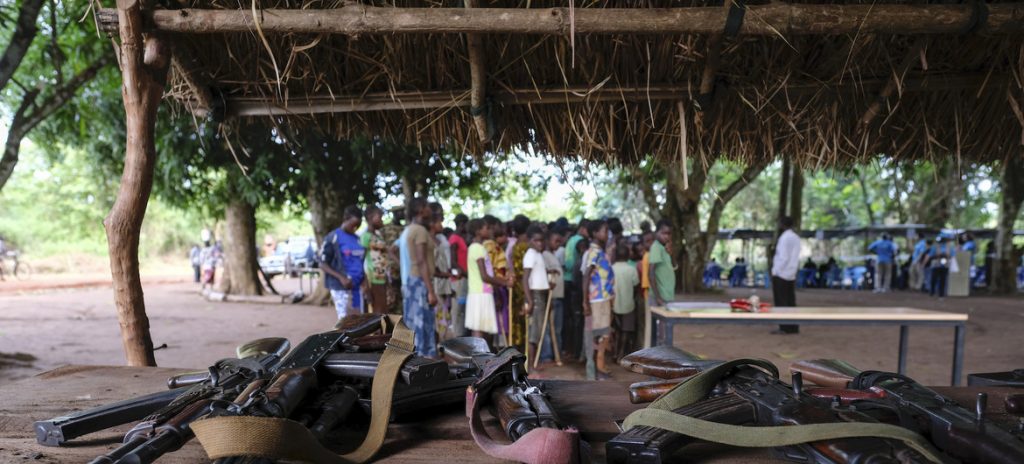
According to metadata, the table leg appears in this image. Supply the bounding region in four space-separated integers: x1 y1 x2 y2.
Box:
665 320 675 347
952 324 965 386
652 314 660 346
897 325 909 375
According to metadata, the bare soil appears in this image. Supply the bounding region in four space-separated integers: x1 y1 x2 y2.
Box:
1 276 1021 386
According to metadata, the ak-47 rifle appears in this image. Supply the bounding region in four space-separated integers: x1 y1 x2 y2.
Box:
34 336 292 447
452 337 586 464
792 359 1024 464
608 358 932 464
35 315 486 464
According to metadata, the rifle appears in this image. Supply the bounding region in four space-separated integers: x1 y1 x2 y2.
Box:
608 360 932 464
37 315 488 464
792 359 1024 464
34 336 291 447
81 315 389 464
463 344 585 463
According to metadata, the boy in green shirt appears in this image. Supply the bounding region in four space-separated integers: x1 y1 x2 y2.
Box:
612 239 640 358
648 221 676 306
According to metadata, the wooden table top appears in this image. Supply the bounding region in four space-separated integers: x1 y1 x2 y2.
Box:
1 365 1012 463
652 305 968 322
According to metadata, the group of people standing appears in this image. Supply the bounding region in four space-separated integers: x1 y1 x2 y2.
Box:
867 232 977 298
319 202 678 380
188 236 221 290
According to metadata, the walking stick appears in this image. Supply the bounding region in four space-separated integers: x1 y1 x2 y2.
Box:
506 287 514 348
533 291 564 368
505 270 515 348
523 298 530 373
548 295 563 367
533 291 552 369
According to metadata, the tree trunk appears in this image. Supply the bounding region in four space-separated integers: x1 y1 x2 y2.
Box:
219 198 262 295
660 160 766 294
992 155 1024 294
790 167 804 231
914 160 954 228
103 0 170 367
777 158 791 227
0 118 28 191
665 169 706 294
855 168 877 225
0 0 44 91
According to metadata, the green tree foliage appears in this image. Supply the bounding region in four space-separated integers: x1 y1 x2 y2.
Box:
0 143 204 261
0 0 113 190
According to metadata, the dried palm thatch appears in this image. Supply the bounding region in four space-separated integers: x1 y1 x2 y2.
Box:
110 0 1024 167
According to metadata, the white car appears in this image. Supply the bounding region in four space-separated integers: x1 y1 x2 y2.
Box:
260 236 316 278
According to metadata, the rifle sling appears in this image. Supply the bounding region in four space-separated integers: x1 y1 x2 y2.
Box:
622 358 953 464
466 385 584 464
190 319 416 463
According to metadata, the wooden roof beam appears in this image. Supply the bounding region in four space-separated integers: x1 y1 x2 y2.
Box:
95 4 1024 36
200 74 1005 118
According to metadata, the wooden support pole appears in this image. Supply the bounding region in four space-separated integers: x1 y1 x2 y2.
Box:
464 0 489 143
95 3 1024 36
104 0 170 366
200 73 1003 117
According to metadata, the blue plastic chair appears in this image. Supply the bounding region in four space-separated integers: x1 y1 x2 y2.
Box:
845 266 867 290
827 267 843 288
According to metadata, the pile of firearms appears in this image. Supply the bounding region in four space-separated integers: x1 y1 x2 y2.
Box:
610 346 1024 464
34 314 577 463
34 317 1024 464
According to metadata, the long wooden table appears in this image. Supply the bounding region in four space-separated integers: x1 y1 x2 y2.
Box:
650 305 969 385
1 365 1018 463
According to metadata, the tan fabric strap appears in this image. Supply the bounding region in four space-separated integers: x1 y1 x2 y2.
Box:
622 358 951 464
191 319 416 463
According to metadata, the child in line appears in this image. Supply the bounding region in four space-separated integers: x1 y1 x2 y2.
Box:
582 220 614 380
539 231 566 363
612 238 640 359
431 207 453 340
483 215 510 344
466 219 512 341
521 225 550 362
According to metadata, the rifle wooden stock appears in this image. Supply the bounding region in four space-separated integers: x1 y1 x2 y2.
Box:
619 346 718 379
628 378 689 404
790 359 862 389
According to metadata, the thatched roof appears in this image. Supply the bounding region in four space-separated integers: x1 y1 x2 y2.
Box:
102 1 1024 166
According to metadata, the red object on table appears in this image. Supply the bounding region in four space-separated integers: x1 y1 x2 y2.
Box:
729 299 772 313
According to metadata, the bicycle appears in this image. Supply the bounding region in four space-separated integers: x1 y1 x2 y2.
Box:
0 250 32 281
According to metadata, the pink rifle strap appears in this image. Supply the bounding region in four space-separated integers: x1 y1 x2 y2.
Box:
465 387 585 464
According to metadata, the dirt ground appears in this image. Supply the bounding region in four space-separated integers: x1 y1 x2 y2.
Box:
1 276 1022 386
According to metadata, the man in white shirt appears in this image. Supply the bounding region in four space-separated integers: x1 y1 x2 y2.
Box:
771 216 801 334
